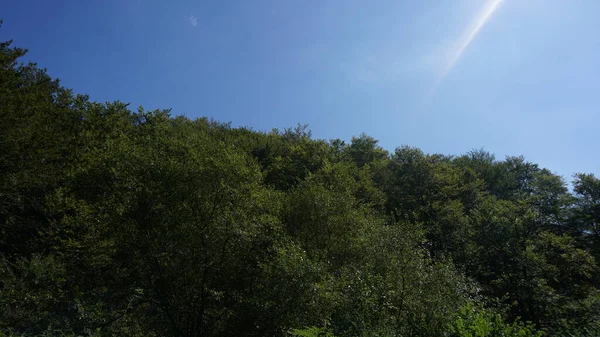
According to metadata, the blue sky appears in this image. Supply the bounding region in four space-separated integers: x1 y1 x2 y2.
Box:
3 0 599 180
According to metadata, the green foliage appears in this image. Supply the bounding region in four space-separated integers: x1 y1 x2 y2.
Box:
449 303 542 337
572 173 600 259
346 133 389 168
1 32 599 336
289 326 335 337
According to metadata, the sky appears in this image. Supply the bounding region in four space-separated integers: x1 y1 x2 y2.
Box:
2 0 599 180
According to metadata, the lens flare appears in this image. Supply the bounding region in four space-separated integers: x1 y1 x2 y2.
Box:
431 0 505 94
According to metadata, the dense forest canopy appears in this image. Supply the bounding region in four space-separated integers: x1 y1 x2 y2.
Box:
1 29 600 337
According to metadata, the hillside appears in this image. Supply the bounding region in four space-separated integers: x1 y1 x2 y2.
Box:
1 37 600 337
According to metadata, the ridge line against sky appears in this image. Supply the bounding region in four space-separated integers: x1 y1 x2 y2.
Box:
1 0 599 180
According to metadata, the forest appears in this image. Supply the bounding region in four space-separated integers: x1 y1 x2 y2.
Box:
1 33 600 337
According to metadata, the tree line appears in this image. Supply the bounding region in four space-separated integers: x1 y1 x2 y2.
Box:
1 31 599 336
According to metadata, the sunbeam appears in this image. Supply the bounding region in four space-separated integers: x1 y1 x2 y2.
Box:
431 0 505 95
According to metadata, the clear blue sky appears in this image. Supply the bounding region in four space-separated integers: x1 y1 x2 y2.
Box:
2 0 599 180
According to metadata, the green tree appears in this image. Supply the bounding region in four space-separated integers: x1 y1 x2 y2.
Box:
345 133 388 168
572 173 600 257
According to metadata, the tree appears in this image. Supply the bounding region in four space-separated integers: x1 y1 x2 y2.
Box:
2 30 598 336
345 133 388 168
572 173 600 257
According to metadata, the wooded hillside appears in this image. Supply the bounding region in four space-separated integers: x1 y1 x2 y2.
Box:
1 35 599 337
